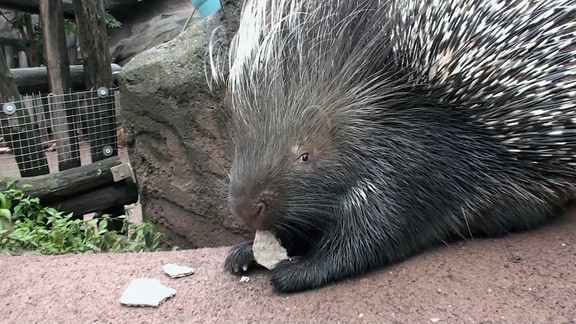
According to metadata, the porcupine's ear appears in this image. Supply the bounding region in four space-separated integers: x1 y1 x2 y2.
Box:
300 104 334 135
289 104 336 164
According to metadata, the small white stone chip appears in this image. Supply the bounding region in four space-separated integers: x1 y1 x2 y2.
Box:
120 278 177 307
162 263 195 278
239 276 250 283
253 230 289 270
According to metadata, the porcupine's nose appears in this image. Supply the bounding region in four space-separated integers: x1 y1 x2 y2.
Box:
228 193 269 230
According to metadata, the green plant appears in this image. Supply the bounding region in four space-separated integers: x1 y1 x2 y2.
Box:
0 179 170 255
4 10 123 67
104 12 122 28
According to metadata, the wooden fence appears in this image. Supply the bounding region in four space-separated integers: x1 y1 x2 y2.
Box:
0 87 138 216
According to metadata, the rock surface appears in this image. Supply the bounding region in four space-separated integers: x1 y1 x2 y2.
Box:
119 278 177 307
2 208 576 323
163 263 195 278
0 0 193 68
119 8 248 249
108 0 193 66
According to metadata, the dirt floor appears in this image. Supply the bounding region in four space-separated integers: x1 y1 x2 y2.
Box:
2 206 576 323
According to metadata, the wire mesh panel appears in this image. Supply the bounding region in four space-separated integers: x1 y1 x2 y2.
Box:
0 87 121 178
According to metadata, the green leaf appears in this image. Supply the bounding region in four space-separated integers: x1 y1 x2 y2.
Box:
1 183 168 254
6 179 18 189
105 12 122 28
0 208 11 221
0 192 9 209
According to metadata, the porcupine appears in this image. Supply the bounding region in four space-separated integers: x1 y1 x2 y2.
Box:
207 0 576 293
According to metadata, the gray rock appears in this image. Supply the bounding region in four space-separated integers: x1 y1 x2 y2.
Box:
119 278 176 307
162 263 195 278
0 0 194 69
108 0 193 66
110 10 190 66
119 9 249 249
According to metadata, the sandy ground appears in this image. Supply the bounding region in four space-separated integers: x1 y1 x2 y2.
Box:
2 206 576 323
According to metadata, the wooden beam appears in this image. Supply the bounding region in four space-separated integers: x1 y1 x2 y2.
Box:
39 0 80 172
0 156 122 202
0 38 30 51
9 64 122 94
0 0 75 17
0 0 142 18
51 178 138 216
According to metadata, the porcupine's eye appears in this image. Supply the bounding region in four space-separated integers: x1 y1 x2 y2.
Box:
299 153 310 163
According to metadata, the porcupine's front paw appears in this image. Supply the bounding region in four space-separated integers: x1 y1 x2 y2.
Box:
271 258 327 294
224 240 256 275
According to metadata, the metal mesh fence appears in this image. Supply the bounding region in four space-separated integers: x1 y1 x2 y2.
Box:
0 87 122 178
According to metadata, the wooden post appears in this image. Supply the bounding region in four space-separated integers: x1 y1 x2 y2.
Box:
4 46 14 68
72 0 118 163
26 94 49 142
0 46 19 103
17 51 28 68
0 47 49 177
67 46 77 65
40 0 81 172
72 0 113 90
21 13 40 67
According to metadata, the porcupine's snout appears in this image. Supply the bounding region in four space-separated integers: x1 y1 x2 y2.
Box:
228 188 276 231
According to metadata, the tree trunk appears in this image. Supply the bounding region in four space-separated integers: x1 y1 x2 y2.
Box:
39 0 81 172
73 0 118 163
0 46 20 100
72 0 112 90
21 13 40 67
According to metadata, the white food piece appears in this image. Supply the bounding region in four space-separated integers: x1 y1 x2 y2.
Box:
162 263 195 278
239 276 250 283
252 230 289 270
120 278 177 307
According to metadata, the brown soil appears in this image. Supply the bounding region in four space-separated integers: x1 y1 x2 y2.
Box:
2 207 576 323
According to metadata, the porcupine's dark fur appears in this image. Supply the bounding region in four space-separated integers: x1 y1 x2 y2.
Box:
208 0 576 293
